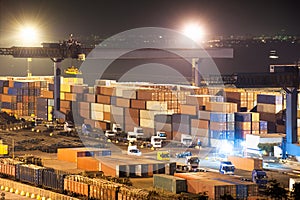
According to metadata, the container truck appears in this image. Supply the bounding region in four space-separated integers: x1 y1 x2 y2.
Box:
151 131 167 148
181 134 193 146
219 161 235 175
252 169 268 188
128 127 144 140
176 156 200 172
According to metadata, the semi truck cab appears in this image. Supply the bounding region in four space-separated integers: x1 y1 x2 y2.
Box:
219 161 235 175
252 169 268 188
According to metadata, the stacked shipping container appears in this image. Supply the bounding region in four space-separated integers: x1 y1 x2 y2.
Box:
257 94 284 133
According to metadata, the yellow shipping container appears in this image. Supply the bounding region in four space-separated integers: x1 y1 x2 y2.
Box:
60 83 71 93
103 104 111 112
251 112 260 122
60 92 65 100
0 144 8 155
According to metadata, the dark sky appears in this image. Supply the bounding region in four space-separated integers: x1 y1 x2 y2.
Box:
0 0 300 77
1 0 300 43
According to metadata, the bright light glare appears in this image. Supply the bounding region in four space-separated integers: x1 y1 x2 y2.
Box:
19 26 39 45
183 23 205 42
219 141 233 154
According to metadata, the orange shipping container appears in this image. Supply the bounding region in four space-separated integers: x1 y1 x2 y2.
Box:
235 122 251 130
210 122 227 131
228 156 263 171
103 112 111 121
137 89 158 100
79 102 90 111
116 97 130 108
1 94 16 103
206 102 237 113
64 93 77 101
60 100 71 109
180 104 198 116
77 157 100 171
100 86 115 96
131 99 146 109
96 94 111 104
41 90 53 99
191 119 209 129
101 162 116 177
84 93 96 103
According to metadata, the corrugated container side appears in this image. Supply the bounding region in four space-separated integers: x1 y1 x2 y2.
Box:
153 174 187 193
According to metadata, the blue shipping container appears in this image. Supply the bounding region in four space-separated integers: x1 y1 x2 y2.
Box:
210 113 227 122
235 112 252 122
257 94 282 105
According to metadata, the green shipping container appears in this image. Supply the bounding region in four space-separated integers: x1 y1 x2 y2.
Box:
153 174 187 194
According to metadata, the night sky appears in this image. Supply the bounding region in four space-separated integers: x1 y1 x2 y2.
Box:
0 0 300 77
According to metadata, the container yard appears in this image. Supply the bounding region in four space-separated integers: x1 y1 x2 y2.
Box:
0 74 299 199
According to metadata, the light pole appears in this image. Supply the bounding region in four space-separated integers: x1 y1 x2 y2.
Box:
182 23 206 86
19 25 40 76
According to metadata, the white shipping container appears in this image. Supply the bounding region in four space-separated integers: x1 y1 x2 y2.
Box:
140 118 155 128
146 101 168 111
91 111 104 121
91 103 104 112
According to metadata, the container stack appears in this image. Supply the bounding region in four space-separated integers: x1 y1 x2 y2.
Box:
205 102 237 147
77 83 192 137
224 90 256 111
0 79 49 117
234 112 260 140
256 94 284 133
60 77 86 115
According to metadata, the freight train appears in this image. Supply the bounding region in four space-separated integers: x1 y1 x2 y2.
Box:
0 158 150 199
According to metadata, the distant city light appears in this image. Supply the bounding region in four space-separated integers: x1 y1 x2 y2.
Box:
183 23 205 42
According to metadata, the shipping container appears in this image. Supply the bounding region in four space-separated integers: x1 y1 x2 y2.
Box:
153 174 187 194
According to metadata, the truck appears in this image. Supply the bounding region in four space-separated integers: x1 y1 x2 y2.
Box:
127 145 142 156
252 169 268 188
176 156 200 172
105 130 116 138
157 151 170 161
112 123 122 134
128 127 144 140
181 134 193 147
219 161 235 175
127 132 137 143
150 131 167 148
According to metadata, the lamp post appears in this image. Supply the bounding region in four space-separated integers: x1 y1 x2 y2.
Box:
182 23 205 86
19 25 40 76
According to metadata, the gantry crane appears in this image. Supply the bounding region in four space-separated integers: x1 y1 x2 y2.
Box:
206 66 299 158
0 35 93 119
